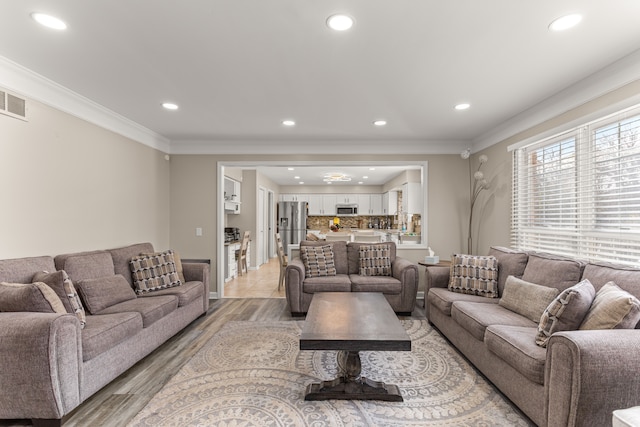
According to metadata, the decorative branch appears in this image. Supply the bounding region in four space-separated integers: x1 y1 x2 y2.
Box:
463 152 489 254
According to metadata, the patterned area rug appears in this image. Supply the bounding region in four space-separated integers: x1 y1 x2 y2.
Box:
128 320 531 426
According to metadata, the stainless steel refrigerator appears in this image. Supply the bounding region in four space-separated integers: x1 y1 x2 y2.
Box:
278 201 307 255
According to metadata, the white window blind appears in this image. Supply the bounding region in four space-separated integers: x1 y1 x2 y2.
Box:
512 104 640 265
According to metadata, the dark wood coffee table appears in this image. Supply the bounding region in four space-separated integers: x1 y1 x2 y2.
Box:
300 292 411 401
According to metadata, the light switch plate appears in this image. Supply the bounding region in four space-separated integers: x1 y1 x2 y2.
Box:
196 227 203 236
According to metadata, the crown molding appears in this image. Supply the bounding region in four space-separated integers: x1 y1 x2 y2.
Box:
169 138 469 155
0 55 170 153
472 48 640 152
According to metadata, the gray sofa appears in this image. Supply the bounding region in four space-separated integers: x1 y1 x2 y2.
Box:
426 246 640 427
285 240 418 315
0 242 210 426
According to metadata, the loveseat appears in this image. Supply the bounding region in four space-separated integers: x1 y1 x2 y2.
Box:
285 240 418 315
426 246 640 427
0 242 210 426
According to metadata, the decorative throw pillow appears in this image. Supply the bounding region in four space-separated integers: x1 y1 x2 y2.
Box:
300 245 336 278
76 275 137 314
359 244 392 276
448 254 499 298
33 270 86 329
140 250 186 283
129 249 183 294
0 281 66 314
579 282 640 330
536 279 596 347
499 276 560 323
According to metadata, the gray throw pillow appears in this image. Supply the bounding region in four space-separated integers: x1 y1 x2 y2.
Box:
499 276 560 323
0 281 66 314
536 279 596 347
76 275 137 314
579 282 640 330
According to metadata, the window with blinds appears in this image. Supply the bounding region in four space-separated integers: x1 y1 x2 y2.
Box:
512 104 640 265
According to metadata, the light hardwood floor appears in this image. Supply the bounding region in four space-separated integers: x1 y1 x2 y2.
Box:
223 256 286 298
1 299 426 426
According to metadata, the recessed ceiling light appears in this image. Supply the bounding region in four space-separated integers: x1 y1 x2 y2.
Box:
373 120 387 126
455 103 471 110
294 176 300 179
549 14 582 31
362 176 368 179
162 102 179 110
31 12 67 30
358 181 364 185
299 181 304 185
288 167 295 171
327 14 354 31
369 167 376 171
282 120 295 126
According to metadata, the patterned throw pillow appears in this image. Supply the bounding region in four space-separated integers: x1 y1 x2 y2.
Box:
33 270 87 328
579 281 640 330
300 245 336 278
536 279 596 347
129 249 183 294
0 281 66 314
448 254 499 298
359 244 392 276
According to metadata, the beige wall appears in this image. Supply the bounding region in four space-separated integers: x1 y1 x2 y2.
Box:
0 99 170 259
169 154 468 293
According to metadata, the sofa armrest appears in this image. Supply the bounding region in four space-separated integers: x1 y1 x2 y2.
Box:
545 329 640 427
284 258 306 314
391 257 419 312
425 266 450 291
0 312 82 421
182 262 210 312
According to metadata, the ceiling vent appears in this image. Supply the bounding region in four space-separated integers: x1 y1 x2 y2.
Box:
0 89 27 121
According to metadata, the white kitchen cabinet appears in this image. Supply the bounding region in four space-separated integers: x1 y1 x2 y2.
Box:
307 194 323 215
224 177 241 214
369 194 384 215
356 194 371 214
402 182 422 214
322 194 337 215
383 191 398 215
280 194 308 202
225 242 240 282
336 194 357 204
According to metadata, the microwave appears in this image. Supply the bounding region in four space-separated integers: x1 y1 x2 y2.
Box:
336 204 358 216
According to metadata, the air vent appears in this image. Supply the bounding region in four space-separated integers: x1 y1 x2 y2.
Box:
0 89 27 121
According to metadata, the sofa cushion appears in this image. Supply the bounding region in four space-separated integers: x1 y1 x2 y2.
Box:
302 274 351 293
0 256 56 283
488 246 529 296
485 325 547 385
348 242 396 275
32 270 87 328
358 244 392 276
451 301 536 341
300 245 337 278
301 240 348 274
76 275 137 314
137 281 203 307
521 252 585 291
428 287 500 317
448 254 498 298
97 295 178 327
108 242 155 285
499 276 560 323
0 281 66 314
54 250 115 283
580 282 640 330
581 262 640 300
129 250 183 294
350 274 402 294
536 279 596 347
81 312 142 361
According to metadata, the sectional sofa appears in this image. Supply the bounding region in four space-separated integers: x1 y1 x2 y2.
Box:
426 246 640 427
285 240 418 315
0 242 210 426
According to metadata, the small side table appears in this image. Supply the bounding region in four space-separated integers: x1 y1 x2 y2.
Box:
418 260 451 308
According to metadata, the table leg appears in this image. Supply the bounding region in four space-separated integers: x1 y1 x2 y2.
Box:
304 350 403 401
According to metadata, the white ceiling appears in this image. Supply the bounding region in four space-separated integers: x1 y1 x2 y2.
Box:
256 164 422 186
2 1 640 158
